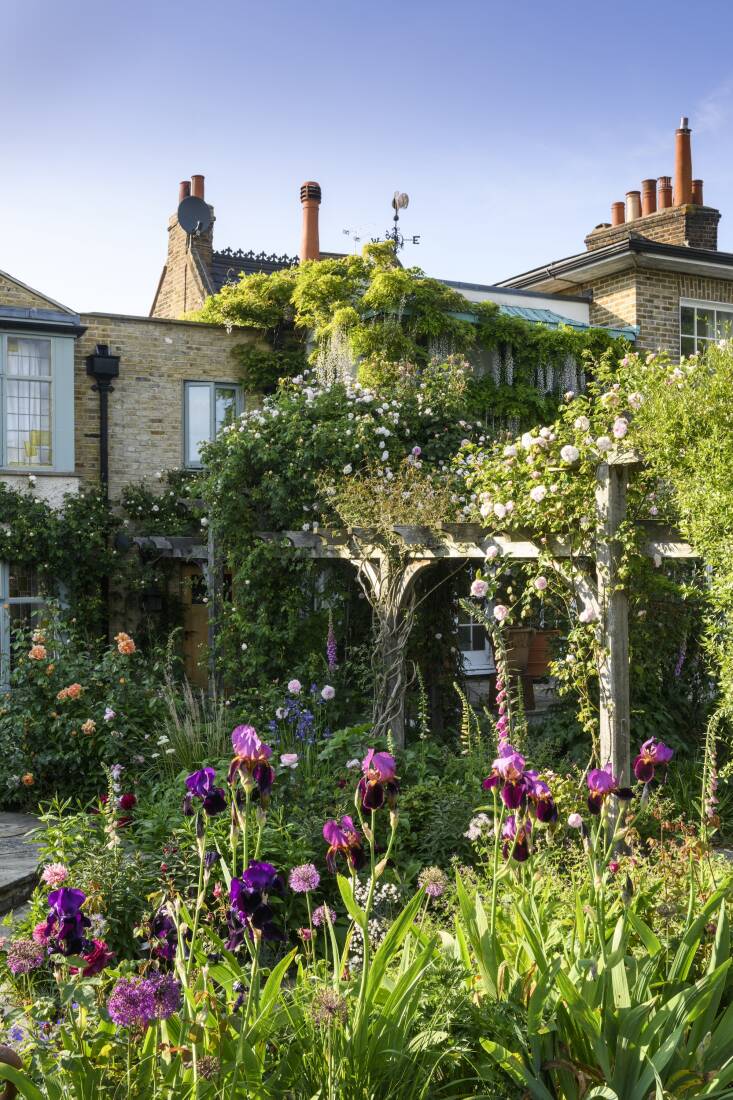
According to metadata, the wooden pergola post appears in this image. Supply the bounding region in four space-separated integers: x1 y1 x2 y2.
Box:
595 457 635 784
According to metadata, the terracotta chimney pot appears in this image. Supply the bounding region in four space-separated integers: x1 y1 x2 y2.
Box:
610 201 625 226
625 190 642 222
641 179 657 216
191 174 205 200
657 176 673 209
179 180 191 203
674 117 692 205
300 181 322 262
692 179 704 205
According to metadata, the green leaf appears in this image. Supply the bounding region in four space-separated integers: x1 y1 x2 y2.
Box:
337 873 367 932
0 1066 45 1100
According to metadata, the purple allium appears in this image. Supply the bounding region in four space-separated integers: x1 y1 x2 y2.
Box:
288 863 320 893
312 988 348 1026
312 904 336 928
108 977 156 1028
150 972 182 1020
418 866 447 899
5 938 46 974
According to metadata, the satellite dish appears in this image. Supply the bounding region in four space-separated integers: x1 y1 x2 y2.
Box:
177 195 212 235
392 191 409 211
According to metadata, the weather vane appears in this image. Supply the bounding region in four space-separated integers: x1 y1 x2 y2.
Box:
375 191 420 251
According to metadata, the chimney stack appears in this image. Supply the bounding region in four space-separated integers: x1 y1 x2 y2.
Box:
179 180 191 203
641 178 657 216
692 178 704 205
610 201 625 226
625 190 642 222
300 181 321 262
191 174 205 200
657 176 673 209
674 117 692 205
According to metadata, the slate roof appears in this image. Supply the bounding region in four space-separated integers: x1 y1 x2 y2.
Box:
211 248 299 290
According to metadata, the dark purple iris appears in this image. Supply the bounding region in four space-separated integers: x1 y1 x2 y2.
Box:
227 860 285 947
587 764 633 814
633 738 674 783
357 749 399 811
42 887 90 956
150 908 178 962
183 767 227 817
482 746 531 809
323 815 366 874
502 815 532 862
528 775 558 823
227 726 275 800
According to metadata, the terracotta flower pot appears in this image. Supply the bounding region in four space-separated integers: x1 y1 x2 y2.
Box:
503 627 533 674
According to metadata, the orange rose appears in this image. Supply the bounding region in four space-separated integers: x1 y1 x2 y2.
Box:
28 645 47 661
21 773 34 787
81 719 96 736
57 683 83 702
115 632 136 656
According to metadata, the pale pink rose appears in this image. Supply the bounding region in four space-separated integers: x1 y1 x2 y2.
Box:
567 813 583 829
534 576 548 591
493 604 509 623
574 415 590 431
280 753 299 769
579 606 597 624
493 503 507 520
560 444 580 464
321 685 335 701
485 545 499 561
287 679 302 695
596 436 612 452
612 417 629 439
470 579 489 599
627 391 643 411
529 485 547 503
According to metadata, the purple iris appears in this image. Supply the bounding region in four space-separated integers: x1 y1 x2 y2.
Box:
184 767 227 816
227 861 285 947
527 775 558 823
633 738 674 783
42 887 90 956
502 815 532 862
482 746 530 809
323 815 366 874
358 749 399 811
150 909 177 962
587 764 633 814
228 725 275 799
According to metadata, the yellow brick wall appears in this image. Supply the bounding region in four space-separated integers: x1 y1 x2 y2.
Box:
0 272 70 311
75 313 257 498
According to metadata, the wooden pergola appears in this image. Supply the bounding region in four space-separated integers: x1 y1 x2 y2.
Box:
257 455 695 779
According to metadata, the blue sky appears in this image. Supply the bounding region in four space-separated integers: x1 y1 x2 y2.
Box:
5 0 733 315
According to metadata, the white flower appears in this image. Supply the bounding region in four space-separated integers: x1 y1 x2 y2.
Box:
321 685 335 701
612 417 629 439
200 517 209 527
280 753 299 769
520 432 536 449
27 474 37 486
529 485 547 503
104 707 116 722
627 391 643 411
574 415 590 431
485 545 500 561
346 758 361 769
343 464 353 475
560 444 580 464
596 435 612 452
579 606 597 624
470 579 489 598
493 503 507 520
241 642 248 651
503 444 517 458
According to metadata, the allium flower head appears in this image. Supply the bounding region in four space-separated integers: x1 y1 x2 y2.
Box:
288 863 320 893
418 866 447 899
5 938 46 974
312 904 336 927
312 988 348 1026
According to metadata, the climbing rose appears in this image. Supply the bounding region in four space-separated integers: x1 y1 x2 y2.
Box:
321 685 335 701
493 604 509 622
596 435 612 452
529 485 547 503
534 576 548 591
612 417 629 439
560 444 580 464
470 579 489 598
574 415 590 431
28 644 47 660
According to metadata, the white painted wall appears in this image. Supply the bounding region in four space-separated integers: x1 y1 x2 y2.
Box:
1 474 80 510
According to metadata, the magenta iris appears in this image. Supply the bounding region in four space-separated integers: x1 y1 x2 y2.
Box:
357 749 399 811
633 738 674 783
228 725 275 797
586 764 633 814
502 815 532 861
323 815 366 873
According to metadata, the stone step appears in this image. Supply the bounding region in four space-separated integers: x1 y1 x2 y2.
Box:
0 813 41 916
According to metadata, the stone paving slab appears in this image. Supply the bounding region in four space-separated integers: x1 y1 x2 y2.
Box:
0 813 41 915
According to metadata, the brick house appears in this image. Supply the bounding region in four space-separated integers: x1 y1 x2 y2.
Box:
498 118 733 358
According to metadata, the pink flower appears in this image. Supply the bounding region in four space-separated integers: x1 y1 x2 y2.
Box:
579 606 597 624
32 921 51 944
485 546 499 561
560 444 580 464
534 576 548 591
493 604 509 623
529 485 547 503
287 679 302 695
280 753 299 769
493 502 507 520
613 417 629 439
567 813 583 829
470 579 489 598
596 436 612 452
321 685 335 701
41 863 69 888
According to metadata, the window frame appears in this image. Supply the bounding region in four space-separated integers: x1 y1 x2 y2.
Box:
0 330 75 473
183 380 244 469
680 298 733 358
457 602 496 676
0 561 47 688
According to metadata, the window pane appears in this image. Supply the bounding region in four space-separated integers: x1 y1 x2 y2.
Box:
716 311 733 340
457 625 472 651
214 386 237 435
5 379 52 465
680 307 695 336
471 624 487 651
696 309 714 338
8 565 40 598
186 385 211 466
681 336 696 358
7 337 51 378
